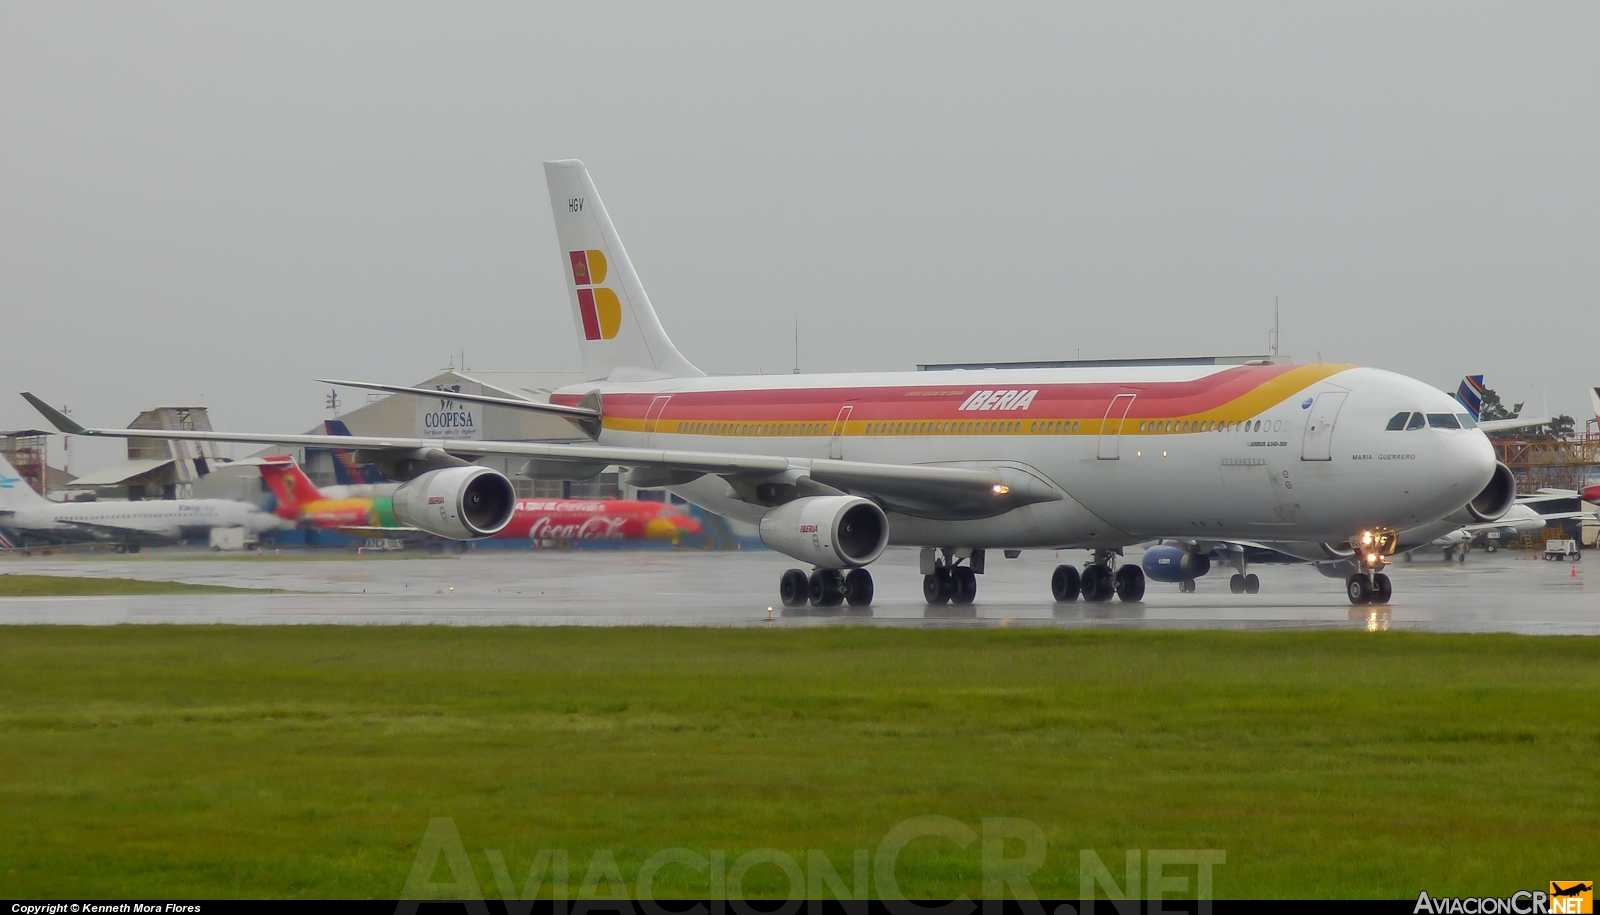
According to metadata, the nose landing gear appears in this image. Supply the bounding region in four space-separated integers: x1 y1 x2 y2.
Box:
1347 527 1399 606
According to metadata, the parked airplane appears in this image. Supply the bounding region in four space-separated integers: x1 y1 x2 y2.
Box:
259 456 699 545
1452 375 1551 434
22 160 1513 606
0 454 281 551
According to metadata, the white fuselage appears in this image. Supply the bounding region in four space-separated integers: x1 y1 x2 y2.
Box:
551 363 1499 552
4 499 283 544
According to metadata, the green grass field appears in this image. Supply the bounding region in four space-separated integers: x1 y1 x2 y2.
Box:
0 626 1595 900
0 574 279 595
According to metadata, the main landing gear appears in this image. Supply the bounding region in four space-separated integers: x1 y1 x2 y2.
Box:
779 567 873 609
1228 572 1261 594
922 548 980 606
1051 550 1144 603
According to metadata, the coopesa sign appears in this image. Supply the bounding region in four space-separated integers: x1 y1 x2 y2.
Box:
958 389 1038 412
416 390 484 441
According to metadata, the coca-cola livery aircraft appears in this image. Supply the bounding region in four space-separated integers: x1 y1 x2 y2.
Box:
23 160 1514 607
257 456 699 544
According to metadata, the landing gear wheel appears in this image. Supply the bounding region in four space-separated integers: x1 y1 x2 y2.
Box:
1244 573 1260 594
1178 579 1196 593
809 569 844 607
1372 573 1392 605
844 568 874 607
1346 574 1372 605
1050 564 1081 602
1081 565 1115 603
923 568 953 605
950 567 978 605
1229 573 1245 594
779 569 810 608
1113 565 1146 603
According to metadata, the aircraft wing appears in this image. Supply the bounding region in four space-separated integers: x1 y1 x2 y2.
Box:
333 526 424 538
23 393 1056 520
1479 415 1551 434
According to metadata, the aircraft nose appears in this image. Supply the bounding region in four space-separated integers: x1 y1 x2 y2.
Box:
1443 430 1497 493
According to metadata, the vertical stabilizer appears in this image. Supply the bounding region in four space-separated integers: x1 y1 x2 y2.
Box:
1455 375 1486 421
1590 387 1600 426
543 160 703 382
258 457 322 518
0 454 47 509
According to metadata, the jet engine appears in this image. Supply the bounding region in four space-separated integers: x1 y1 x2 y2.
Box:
1141 544 1211 583
390 466 517 540
1464 462 1516 523
759 496 889 569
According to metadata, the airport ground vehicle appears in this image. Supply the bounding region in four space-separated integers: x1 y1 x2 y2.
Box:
23 161 1509 608
1543 539 1580 561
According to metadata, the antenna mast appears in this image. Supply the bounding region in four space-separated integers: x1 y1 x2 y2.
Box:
1269 297 1280 358
793 321 801 374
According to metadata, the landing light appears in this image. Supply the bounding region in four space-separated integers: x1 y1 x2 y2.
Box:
1362 531 1374 545
992 484 1010 495
1365 552 1378 565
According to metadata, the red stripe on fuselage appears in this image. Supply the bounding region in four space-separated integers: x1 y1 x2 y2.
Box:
550 364 1302 423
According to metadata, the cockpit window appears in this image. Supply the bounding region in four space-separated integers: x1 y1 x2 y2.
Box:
1406 412 1426 431
1427 413 1461 429
1456 413 1479 429
1386 412 1410 431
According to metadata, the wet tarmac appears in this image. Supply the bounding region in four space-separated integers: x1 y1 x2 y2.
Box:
1 545 1595 633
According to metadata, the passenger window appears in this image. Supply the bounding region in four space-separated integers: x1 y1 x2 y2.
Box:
1386 412 1409 431
1427 413 1461 429
1406 413 1426 431
1456 413 1479 429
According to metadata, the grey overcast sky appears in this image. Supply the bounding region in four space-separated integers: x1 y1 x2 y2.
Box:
2 4 1597 469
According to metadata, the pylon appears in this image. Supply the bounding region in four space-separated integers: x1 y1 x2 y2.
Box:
1572 564 1579 579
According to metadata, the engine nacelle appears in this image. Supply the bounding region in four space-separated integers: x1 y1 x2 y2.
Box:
1465 462 1517 523
1141 544 1211 583
390 466 516 540
759 496 889 569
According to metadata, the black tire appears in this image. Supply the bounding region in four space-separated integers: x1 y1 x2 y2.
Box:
810 569 845 607
1178 579 1195 593
1346 574 1372 605
844 568 874 607
1373 572 1393 605
1244 573 1260 594
1050 564 1081 602
1082 565 1114 603
951 567 977 605
1229 573 1244 594
1113 564 1145 603
923 569 952 605
779 569 810 608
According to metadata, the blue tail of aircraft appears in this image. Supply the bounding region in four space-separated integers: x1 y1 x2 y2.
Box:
320 420 389 484
1454 375 1486 421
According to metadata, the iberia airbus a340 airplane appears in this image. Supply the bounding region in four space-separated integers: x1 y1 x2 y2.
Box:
24 160 1515 608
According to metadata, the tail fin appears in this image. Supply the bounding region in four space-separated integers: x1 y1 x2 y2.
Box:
1590 387 1600 426
1455 375 1486 421
544 160 703 382
0 453 47 509
322 420 388 484
258 456 322 517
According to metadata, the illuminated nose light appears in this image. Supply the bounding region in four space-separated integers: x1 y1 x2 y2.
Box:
992 484 1010 495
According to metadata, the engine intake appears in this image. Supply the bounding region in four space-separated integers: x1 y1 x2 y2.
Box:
390 466 516 540
759 496 889 569
1466 462 1516 523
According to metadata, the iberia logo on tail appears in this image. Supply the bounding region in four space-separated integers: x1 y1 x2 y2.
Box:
570 249 621 340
